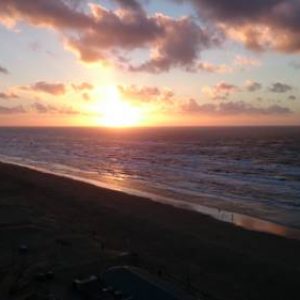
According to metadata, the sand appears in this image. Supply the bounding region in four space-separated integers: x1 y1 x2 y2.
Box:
0 161 300 300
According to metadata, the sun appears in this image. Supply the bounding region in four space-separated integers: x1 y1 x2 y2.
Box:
99 86 142 127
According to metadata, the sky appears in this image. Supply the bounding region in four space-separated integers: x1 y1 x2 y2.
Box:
0 0 299 127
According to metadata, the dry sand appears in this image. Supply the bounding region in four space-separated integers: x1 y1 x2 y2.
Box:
0 161 300 300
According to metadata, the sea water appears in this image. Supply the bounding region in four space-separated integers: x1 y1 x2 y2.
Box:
0 126 299 230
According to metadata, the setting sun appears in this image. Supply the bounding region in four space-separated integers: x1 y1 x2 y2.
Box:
100 86 142 127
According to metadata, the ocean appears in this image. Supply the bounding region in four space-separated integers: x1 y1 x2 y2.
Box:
0 126 299 230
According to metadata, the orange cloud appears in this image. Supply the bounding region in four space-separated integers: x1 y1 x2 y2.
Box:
21 81 66 96
118 84 174 104
0 91 19 100
198 61 233 73
72 82 94 92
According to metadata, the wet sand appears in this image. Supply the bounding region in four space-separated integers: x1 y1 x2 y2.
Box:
1 161 300 300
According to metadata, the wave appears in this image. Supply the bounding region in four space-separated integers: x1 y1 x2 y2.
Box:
1 154 300 241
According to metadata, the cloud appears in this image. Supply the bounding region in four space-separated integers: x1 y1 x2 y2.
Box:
0 0 221 73
269 82 293 93
177 0 300 53
198 61 232 73
22 81 66 95
113 0 144 12
289 61 300 69
197 55 260 74
234 55 261 67
0 0 91 30
29 41 41 52
31 102 100 116
0 91 19 99
127 15 220 73
72 82 94 91
118 84 174 103
288 95 296 100
31 102 83 115
219 101 291 115
82 92 90 101
19 80 95 97
0 102 83 115
202 81 239 100
118 84 292 117
180 99 292 115
181 99 216 113
245 80 262 92
0 105 25 114
0 65 9 74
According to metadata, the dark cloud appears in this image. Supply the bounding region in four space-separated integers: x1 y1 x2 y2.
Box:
0 101 93 115
0 65 9 74
176 0 300 53
0 91 19 99
0 105 25 114
203 81 239 100
132 83 293 115
219 101 291 115
0 0 221 73
265 104 292 114
181 99 216 113
112 0 144 12
35 102 100 116
31 102 82 115
288 95 296 100
30 102 100 116
128 16 220 73
245 80 262 92
269 82 293 93
180 99 292 115
22 81 66 95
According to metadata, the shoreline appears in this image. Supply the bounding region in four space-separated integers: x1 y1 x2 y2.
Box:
1 158 300 241
1 161 300 299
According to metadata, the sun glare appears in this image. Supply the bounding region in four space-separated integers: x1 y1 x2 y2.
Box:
99 86 142 127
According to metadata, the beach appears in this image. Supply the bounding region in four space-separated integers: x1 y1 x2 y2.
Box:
1 161 300 300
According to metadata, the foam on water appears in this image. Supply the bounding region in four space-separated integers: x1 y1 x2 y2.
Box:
0 127 299 233
1 154 300 240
